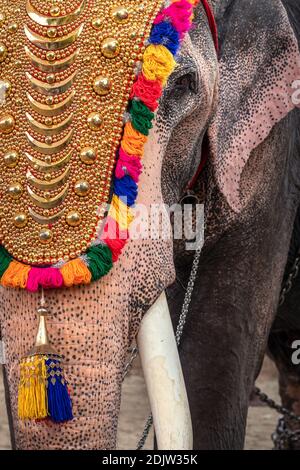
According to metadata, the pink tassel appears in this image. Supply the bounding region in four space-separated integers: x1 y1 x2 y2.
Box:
115 148 142 182
154 0 193 38
26 267 64 292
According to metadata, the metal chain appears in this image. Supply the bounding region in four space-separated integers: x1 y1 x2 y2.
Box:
254 387 300 423
272 418 300 450
278 251 300 306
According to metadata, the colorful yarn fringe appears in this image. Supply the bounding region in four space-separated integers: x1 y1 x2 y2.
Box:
0 0 200 291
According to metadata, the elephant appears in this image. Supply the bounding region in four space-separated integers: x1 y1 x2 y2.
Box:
0 0 218 450
167 0 300 450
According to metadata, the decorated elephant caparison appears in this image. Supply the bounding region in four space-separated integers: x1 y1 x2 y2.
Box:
0 0 300 451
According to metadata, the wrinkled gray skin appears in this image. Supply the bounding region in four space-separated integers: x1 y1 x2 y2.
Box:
164 0 300 450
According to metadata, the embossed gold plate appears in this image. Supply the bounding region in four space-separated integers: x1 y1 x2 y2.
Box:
0 0 163 265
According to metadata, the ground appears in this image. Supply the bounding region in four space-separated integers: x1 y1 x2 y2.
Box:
0 357 279 450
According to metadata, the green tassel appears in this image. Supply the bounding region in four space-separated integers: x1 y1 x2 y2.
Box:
0 246 13 278
86 244 113 281
130 100 154 136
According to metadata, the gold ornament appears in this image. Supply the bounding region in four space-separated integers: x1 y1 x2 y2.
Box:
3 150 19 168
87 112 102 131
66 211 81 227
39 228 53 244
46 73 56 84
93 76 112 96
46 51 56 62
47 27 57 38
50 6 61 17
8 182 23 199
0 79 12 96
0 43 8 63
14 213 28 228
91 17 103 29
74 180 90 196
80 147 97 165
101 37 120 59
0 114 15 134
111 6 129 23
7 22 18 33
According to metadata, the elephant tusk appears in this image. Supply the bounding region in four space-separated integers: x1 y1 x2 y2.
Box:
137 292 193 450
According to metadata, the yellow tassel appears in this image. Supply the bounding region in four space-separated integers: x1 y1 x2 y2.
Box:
1 260 31 288
60 258 92 287
18 355 48 420
143 44 177 85
109 194 134 230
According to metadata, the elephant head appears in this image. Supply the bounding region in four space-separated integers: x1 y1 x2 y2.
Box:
167 0 300 450
0 1 218 449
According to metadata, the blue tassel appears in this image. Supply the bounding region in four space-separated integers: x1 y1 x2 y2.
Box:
46 356 73 423
113 175 138 207
149 22 180 55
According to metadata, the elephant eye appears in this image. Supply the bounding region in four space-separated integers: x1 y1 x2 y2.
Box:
173 71 198 96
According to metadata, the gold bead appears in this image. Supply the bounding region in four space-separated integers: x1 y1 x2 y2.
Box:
0 114 15 134
101 37 120 59
50 6 60 17
45 173 52 181
92 17 103 29
39 228 53 244
0 79 12 96
66 210 81 227
45 156 52 163
74 180 90 197
0 43 8 63
3 150 19 168
7 22 18 33
14 213 27 228
46 96 54 105
93 76 112 96
111 6 129 23
8 182 22 199
45 136 53 145
80 147 97 165
46 73 55 84
47 27 57 38
45 117 53 126
46 51 56 62
87 112 102 131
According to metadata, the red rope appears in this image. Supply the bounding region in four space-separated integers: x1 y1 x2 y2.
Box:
187 0 218 190
201 0 219 54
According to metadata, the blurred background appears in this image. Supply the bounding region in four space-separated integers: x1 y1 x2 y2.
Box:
0 356 279 450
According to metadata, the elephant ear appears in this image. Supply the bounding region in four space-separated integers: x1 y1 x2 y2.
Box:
208 0 300 212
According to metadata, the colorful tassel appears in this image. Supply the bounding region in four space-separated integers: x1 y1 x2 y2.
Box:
18 296 73 423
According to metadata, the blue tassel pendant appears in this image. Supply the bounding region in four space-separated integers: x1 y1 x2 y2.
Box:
46 356 73 423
